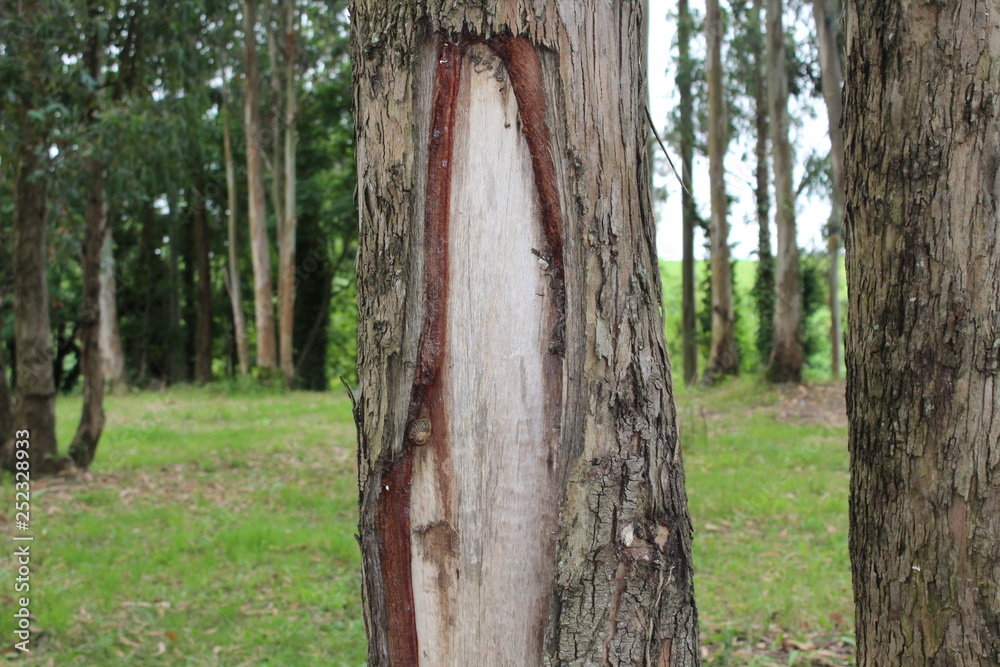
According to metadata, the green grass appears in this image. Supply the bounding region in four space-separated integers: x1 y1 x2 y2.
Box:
1 380 852 665
677 378 853 665
1 388 365 665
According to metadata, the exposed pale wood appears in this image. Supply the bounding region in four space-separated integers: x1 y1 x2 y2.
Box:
352 3 700 665
409 44 559 664
98 225 126 385
222 96 250 379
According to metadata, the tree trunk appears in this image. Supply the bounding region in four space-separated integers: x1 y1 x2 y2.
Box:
703 0 739 383
193 182 214 385
278 0 298 386
292 216 332 391
12 140 60 472
0 217 13 463
352 3 700 665
764 0 803 383
243 0 277 371
136 200 156 381
677 0 699 386
68 162 107 469
166 193 187 384
8 0 61 473
844 0 1000 662
98 223 126 386
0 337 12 465
812 0 844 380
222 97 251 379
266 2 284 241
750 0 774 367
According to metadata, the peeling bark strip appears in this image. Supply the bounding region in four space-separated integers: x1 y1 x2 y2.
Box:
352 2 700 664
490 35 566 348
409 40 463 419
373 451 416 664
374 39 463 667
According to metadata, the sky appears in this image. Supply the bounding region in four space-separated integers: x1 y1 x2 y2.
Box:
646 0 834 261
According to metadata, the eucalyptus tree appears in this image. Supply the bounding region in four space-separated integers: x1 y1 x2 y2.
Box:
675 0 700 385
242 0 278 372
812 0 844 378
845 0 1000 661
746 0 774 365
764 0 804 382
352 1 700 663
1 0 71 471
702 0 740 383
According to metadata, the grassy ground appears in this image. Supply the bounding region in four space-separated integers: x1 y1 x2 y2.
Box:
1 388 366 665
677 378 853 665
1 380 852 665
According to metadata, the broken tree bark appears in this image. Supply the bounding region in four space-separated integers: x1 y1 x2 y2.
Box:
352 2 700 665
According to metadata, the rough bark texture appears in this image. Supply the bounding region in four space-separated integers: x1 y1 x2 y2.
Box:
193 188 213 385
278 0 298 386
703 0 739 383
222 99 251 379
764 0 803 383
352 2 699 665
0 238 13 463
243 0 277 370
677 0 699 386
98 224 126 386
68 162 107 469
812 0 844 380
844 0 1000 663
71 26 108 465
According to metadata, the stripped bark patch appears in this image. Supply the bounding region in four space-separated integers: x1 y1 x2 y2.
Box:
374 38 464 667
409 36 563 664
491 34 567 354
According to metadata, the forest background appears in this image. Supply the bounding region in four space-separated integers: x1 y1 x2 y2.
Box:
0 0 852 663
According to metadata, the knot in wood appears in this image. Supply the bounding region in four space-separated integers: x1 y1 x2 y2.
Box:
407 417 432 446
